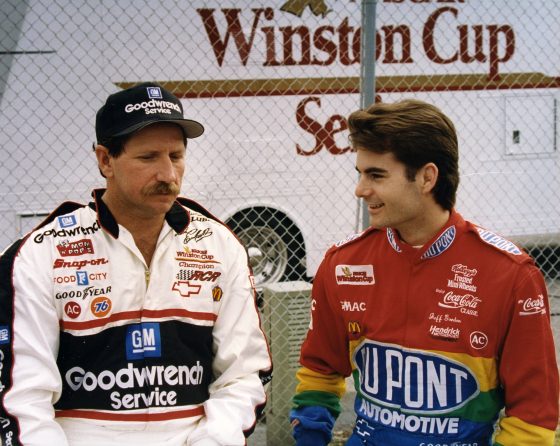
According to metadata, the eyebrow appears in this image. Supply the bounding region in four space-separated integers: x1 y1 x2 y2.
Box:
355 166 388 175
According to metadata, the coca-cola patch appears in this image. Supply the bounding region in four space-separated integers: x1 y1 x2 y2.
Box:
518 294 546 316
438 291 480 317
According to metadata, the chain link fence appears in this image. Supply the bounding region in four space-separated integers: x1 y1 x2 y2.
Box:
1 1 559 444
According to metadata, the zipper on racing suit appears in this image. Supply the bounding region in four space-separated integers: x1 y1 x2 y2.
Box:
145 268 150 288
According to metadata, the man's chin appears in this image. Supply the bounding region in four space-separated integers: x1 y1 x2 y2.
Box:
368 217 387 230
145 195 177 211
146 192 178 200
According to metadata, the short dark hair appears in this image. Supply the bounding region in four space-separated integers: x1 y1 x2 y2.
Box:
348 99 459 211
98 134 131 158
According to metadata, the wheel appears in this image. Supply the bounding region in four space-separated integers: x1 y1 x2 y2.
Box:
226 207 307 288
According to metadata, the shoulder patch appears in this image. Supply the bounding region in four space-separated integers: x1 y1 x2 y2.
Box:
330 226 379 252
386 228 402 253
475 227 523 255
334 231 364 248
35 201 85 231
176 196 221 225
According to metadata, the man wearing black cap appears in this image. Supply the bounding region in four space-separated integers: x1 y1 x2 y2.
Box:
0 83 272 446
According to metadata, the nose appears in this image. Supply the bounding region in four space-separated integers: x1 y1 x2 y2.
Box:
355 174 370 198
156 156 178 183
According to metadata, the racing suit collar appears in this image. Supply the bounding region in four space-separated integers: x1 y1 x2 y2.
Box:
90 188 190 238
385 210 466 260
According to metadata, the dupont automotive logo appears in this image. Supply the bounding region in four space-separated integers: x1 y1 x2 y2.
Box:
354 340 479 415
334 231 363 248
126 322 162 360
386 228 402 253
421 226 456 259
335 265 374 285
476 227 522 255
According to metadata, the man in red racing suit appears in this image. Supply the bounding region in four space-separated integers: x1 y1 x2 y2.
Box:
291 99 559 446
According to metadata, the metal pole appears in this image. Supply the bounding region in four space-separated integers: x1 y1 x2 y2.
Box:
358 0 378 231
360 0 377 111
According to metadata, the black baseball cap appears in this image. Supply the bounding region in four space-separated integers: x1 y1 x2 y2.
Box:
95 82 204 144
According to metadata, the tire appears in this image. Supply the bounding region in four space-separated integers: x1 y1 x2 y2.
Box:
226 207 307 288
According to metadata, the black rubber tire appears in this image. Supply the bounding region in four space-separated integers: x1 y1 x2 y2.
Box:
226 207 307 288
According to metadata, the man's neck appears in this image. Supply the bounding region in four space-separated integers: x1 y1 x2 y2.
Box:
101 193 166 265
397 207 451 247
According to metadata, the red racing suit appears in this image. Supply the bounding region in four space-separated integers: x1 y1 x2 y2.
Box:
293 211 558 446
0 189 272 446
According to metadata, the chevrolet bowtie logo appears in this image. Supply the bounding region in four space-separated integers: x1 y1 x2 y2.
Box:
172 281 202 297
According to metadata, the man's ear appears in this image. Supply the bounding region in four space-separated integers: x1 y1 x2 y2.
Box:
418 162 439 194
95 145 113 178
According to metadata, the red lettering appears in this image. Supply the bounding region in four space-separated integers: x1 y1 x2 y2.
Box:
324 114 350 155
423 7 459 64
262 25 280 66
197 8 271 67
381 25 413 63
487 24 515 80
423 7 515 79
296 97 328 155
338 18 360 65
312 25 337 65
296 97 351 156
191 271 222 282
282 25 311 65
458 24 486 63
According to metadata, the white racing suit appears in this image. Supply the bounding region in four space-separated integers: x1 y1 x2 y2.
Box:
0 189 272 446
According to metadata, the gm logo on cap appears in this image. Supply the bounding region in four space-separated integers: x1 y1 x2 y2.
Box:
147 86 163 99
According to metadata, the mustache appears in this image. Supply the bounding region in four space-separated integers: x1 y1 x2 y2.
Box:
143 182 180 195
